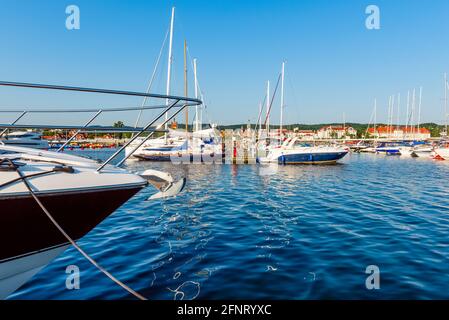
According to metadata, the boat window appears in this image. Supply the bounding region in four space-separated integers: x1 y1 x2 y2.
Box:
0 150 18 155
7 134 35 138
293 141 311 147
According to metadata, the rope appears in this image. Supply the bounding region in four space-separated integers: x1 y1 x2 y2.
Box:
3 158 147 300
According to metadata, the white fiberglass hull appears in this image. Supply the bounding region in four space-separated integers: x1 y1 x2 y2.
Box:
0 245 69 299
1 139 49 150
260 146 348 164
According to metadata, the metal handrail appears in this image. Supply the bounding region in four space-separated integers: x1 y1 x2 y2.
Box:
0 81 202 171
0 103 199 113
0 124 166 133
0 81 202 105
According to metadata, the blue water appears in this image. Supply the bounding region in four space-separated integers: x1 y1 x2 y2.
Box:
9 151 449 299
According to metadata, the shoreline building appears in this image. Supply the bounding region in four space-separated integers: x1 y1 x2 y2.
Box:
367 126 431 140
317 126 357 139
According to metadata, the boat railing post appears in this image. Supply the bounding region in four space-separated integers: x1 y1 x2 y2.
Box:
97 99 180 172
57 110 103 152
0 111 27 138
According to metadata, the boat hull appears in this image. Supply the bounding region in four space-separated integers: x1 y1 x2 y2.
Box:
278 151 348 164
134 152 222 163
0 245 69 299
0 185 144 299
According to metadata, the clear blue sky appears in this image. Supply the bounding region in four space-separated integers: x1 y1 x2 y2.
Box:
0 0 448 126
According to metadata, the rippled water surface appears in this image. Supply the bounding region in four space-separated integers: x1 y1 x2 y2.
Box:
10 151 449 299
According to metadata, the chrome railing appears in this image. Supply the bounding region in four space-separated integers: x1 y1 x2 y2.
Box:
0 81 202 171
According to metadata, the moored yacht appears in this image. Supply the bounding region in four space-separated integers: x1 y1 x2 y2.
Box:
259 137 349 164
1 131 49 149
129 127 222 162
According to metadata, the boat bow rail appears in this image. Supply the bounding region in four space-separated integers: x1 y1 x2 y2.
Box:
0 81 202 171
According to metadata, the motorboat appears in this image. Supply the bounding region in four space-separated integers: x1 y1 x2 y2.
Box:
1 131 49 149
433 146 449 160
398 146 414 157
411 145 434 158
375 142 402 155
258 137 349 164
0 80 201 299
128 128 222 162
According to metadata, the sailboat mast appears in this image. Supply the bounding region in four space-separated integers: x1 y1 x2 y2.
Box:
406 90 410 136
194 58 199 131
417 86 422 137
445 73 448 135
391 95 395 135
396 93 400 132
257 102 262 140
184 40 188 134
411 88 416 139
280 62 285 141
266 80 270 137
165 7 175 140
387 96 391 135
374 98 377 138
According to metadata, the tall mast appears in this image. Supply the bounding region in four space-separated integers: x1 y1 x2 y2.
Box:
406 90 410 137
257 102 262 139
374 98 377 139
193 58 199 131
266 80 270 137
280 62 285 141
411 88 416 139
445 73 448 135
391 95 395 135
417 86 422 138
387 96 391 135
396 93 401 132
165 7 175 140
184 40 188 134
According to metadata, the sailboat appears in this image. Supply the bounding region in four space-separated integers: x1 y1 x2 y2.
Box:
126 8 221 162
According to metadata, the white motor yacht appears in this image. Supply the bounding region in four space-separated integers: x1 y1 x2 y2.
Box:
1 131 49 149
259 137 349 164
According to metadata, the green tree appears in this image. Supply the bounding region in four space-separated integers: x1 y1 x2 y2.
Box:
113 121 125 139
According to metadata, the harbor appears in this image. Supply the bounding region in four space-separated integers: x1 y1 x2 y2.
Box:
1 0 449 306
8 150 449 300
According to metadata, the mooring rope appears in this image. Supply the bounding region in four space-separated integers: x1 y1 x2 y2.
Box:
2 158 147 300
